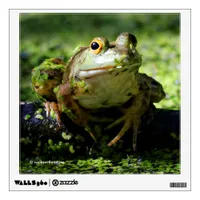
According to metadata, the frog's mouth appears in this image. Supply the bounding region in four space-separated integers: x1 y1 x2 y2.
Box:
81 66 117 71
79 65 123 79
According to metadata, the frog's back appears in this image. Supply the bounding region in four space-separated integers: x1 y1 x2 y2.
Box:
138 73 165 103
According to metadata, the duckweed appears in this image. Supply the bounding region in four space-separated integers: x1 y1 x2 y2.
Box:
24 114 31 120
35 114 44 120
20 150 180 174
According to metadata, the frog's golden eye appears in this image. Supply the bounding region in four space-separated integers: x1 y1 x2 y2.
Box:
90 38 103 54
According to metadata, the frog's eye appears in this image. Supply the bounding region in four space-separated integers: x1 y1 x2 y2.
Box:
90 38 104 54
91 42 99 50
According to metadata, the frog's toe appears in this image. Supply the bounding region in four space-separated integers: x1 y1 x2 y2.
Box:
107 113 142 151
85 125 97 142
44 102 51 117
44 101 63 127
88 131 97 142
107 119 132 146
49 102 63 127
104 116 126 131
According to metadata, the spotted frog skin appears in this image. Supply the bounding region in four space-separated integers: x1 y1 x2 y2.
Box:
32 32 165 151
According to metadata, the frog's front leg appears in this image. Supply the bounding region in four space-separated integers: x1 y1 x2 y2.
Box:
44 101 63 127
108 80 151 151
56 83 97 142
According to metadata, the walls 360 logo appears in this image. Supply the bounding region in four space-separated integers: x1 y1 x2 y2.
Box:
14 180 48 186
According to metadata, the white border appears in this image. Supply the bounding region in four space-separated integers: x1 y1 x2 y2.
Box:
9 9 191 191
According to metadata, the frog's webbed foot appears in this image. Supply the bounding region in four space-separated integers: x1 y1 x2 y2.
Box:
79 111 115 142
107 111 141 151
107 117 131 146
72 110 98 143
107 80 151 151
44 101 63 128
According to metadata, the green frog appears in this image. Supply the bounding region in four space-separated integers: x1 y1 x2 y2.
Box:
32 32 165 151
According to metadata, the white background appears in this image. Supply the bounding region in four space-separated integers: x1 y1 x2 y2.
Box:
1 0 199 199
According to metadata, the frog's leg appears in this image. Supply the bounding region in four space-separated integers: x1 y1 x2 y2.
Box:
44 101 63 127
56 83 98 142
63 100 98 142
139 73 165 103
107 80 151 151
